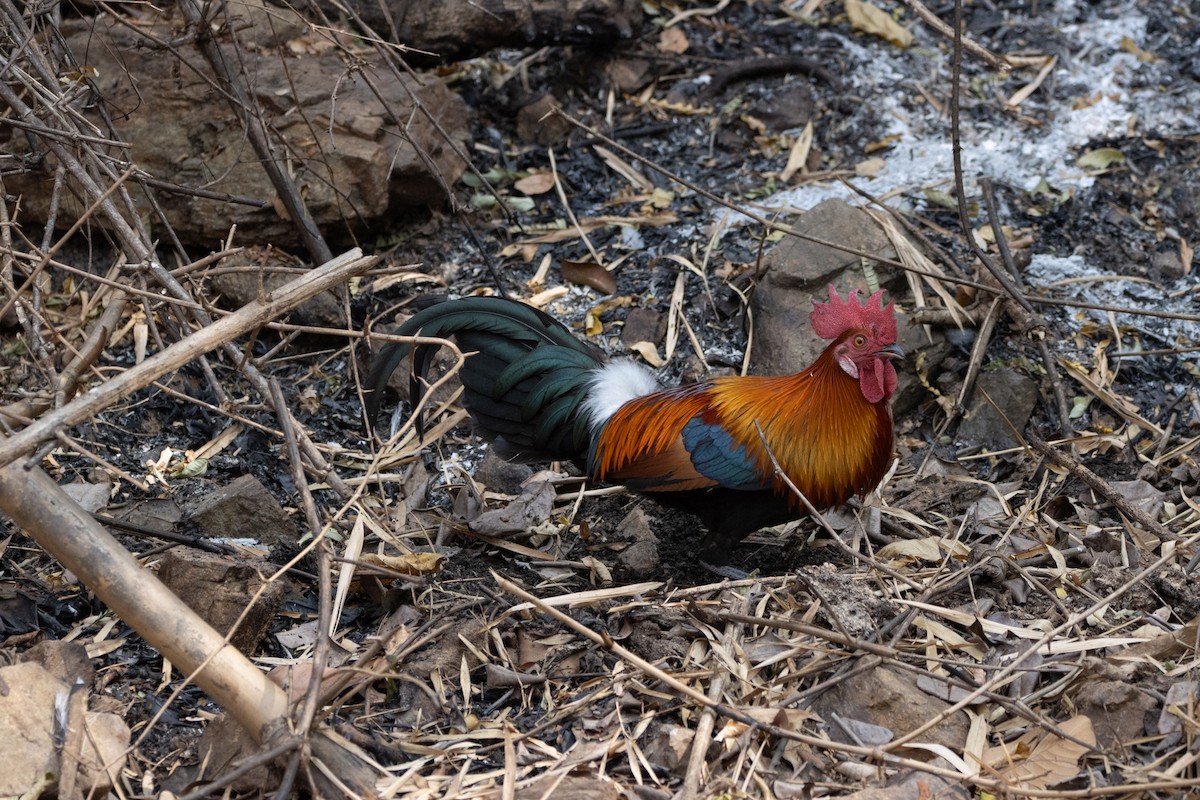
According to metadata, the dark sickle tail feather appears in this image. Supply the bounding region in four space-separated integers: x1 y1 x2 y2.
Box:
363 297 607 462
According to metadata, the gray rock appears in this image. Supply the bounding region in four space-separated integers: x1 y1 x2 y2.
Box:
810 664 969 752
183 474 297 546
474 449 535 495
1074 679 1156 750
18 640 94 687
750 199 903 377
615 507 660 575
0 662 130 797
618 540 661 575
2 2 470 248
621 307 666 347
156 547 287 654
210 246 343 327
957 368 1039 450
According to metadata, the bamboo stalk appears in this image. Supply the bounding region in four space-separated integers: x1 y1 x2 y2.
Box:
0 464 289 738
0 460 380 794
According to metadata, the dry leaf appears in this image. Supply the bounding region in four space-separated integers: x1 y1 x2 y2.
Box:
581 555 613 584
986 715 1096 789
864 133 901 153
913 616 986 659
584 309 603 336
876 536 970 563
844 0 913 47
780 120 814 182
856 156 886 176
658 26 689 54
359 551 446 576
561 260 618 294
1077 147 1126 170
514 172 556 195
628 341 665 367
649 186 675 208
298 385 321 414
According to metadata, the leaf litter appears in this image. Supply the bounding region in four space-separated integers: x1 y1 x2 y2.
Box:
0 0 1198 797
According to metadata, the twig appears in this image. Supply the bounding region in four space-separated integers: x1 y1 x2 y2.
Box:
269 378 334 800
1024 431 1176 543
491 570 1012 788
176 0 333 264
900 0 1010 71
0 249 375 469
679 593 748 798
980 179 1072 436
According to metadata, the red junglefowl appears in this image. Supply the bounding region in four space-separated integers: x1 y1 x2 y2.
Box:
364 285 902 564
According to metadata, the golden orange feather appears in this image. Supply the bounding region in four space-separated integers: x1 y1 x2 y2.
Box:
593 342 894 511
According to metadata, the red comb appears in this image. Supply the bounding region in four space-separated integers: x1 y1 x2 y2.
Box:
809 284 897 342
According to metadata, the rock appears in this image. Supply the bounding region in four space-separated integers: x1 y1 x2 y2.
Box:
607 57 656 93
517 94 574 145
801 563 896 638
621 307 666 348
61 480 111 514
110 498 182 531
474 449 534 495
616 506 657 542
616 507 660 575
1156 680 1197 747
183 714 271 793
1073 679 1156 750
619 539 661 575
18 640 94 686
0 662 130 798
830 772 970 800
747 83 814 133
210 246 343 327
810 664 969 753
469 477 556 536
2 1 470 248
328 0 644 63
749 199 903 377
156 547 288 653
183 474 298 546
956 367 1038 450
643 722 696 772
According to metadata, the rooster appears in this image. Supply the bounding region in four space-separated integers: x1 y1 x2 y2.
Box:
365 285 902 564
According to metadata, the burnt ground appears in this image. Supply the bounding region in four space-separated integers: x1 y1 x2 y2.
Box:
1 0 1199 797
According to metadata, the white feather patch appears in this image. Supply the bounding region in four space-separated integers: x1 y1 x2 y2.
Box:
582 360 661 428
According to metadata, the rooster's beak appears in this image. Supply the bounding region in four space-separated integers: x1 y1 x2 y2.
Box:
875 343 905 360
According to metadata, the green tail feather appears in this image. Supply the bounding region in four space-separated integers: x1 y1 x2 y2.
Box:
364 296 606 462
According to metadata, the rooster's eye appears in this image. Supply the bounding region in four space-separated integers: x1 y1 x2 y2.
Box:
853 335 867 347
